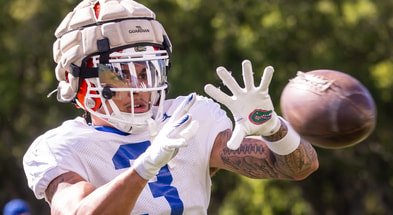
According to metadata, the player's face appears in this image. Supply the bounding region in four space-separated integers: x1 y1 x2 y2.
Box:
99 62 151 114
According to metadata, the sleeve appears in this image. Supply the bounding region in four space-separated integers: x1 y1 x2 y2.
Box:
23 129 88 200
191 95 233 136
168 95 232 140
174 95 232 160
167 94 232 151
189 95 233 176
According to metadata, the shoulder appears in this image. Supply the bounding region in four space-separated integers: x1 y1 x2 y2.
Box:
24 117 90 159
165 94 233 159
27 117 94 151
165 94 233 139
23 117 97 199
166 94 229 121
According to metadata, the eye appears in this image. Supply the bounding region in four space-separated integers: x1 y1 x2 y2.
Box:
119 70 130 80
138 69 148 80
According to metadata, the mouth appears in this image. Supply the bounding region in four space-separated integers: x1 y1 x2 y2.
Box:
130 101 149 113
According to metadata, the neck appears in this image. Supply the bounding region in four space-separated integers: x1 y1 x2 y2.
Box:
91 114 112 127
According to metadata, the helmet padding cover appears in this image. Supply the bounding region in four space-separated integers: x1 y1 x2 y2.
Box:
53 0 172 102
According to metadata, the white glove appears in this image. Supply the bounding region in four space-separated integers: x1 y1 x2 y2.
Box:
133 93 199 180
204 60 280 150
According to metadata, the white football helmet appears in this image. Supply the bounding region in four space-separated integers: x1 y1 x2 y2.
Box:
52 0 172 134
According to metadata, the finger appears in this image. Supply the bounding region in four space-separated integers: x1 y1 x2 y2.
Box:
181 92 196 112
167 119 199 149
171 92 196 121
242 60 255 91
227 126 247 150
164 139 187 150
259 66 274 92
216 66 243 95
179 120 199 141
204 84 231 106
168 114 192 138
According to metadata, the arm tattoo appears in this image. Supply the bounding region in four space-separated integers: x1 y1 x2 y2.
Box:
262 118 288 142
46 172 84 202
220 137 282 179
274 140 318 178
46 177 64 202
218 129 318 180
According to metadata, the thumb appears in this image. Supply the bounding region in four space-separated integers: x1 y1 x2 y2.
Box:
227 125 247 150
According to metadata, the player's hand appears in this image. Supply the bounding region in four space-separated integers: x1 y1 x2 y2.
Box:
204 60 280 150
133 93 199 180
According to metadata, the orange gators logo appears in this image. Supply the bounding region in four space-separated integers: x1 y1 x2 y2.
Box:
249 109 272 125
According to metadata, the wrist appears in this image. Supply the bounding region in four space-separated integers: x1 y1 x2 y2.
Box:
133 146 172 180
258 112 281 136
133 153 157 180
262 117 300 155
262 117 286 141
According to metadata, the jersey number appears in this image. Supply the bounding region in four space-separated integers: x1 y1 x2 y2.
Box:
112 142 184 215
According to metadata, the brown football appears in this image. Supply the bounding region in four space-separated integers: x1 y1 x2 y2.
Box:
280 69 377 149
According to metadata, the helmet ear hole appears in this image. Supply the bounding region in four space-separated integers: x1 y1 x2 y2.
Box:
85 98 97 109
76 79 101 111
102 86 115 100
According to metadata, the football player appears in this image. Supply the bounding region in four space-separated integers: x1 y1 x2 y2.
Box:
23 0 319 214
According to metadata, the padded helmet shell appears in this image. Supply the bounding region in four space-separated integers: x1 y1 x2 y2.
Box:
53 0 172 102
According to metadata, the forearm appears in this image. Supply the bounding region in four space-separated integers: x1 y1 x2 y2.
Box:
77 169 147 215
212 120 318 180
262 119 319 180
267 139 318 180
49 168 148 215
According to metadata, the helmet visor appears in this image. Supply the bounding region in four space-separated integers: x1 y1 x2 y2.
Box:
98 61 164 91
89 45 167 91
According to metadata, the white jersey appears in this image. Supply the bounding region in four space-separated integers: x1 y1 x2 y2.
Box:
23 95 232 215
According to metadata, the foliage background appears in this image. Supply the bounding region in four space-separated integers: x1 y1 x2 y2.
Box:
1 0 392 214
